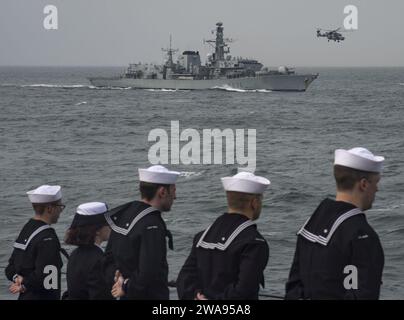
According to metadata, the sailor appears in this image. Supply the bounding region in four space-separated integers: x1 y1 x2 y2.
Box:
64 202 112 300
285 147 385 299
5 185 65 300
176 171 270 300
106 165 180 299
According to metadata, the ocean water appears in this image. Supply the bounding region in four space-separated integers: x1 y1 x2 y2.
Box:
0 66 403 299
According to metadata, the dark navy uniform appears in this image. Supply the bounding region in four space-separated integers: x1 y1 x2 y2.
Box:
66 244 111 300
177 213 269 300
104 201 173 299
5 219 63 300
286 198 384 300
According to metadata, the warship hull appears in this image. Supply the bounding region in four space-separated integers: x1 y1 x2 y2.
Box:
88 73 318 91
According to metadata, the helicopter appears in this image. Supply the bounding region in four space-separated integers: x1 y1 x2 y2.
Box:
316 28 345 42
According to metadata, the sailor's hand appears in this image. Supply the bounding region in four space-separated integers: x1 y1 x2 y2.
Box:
9 282 21 294
111 271 125 298
9 276 25 294
195 292 208 300
114 270 122 283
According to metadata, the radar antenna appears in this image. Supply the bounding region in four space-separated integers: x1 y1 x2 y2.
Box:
204 22 234 63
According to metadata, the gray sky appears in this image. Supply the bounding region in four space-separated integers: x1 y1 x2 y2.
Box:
0 0 403 67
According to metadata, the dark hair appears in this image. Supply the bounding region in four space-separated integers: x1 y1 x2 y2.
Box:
32 204 47 215
64 224 104 246
226 191 260 210
32 200 60 215
334 165 376 191
139 181 170 201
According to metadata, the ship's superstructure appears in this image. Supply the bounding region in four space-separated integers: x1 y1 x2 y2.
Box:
89 22 318 91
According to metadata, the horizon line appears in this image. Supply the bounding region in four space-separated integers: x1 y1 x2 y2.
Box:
1 65 404 68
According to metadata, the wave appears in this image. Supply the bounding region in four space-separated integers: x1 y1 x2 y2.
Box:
399 83 404 86
210 85 272 93
385 226 404 235
23 84 95 89
145 88 177 92
368 203 404 213
237 167 255 173
2 83 271 92
75 101 87 106
144 88 190 92
0 83 132 90
179 171 204 178
110 86 132 90
272 190 315 202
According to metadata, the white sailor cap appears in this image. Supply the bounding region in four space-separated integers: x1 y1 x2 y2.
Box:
27 185 62 204
70 202 108 228
334 147 385 173
221 172 271 195
138 165 180 185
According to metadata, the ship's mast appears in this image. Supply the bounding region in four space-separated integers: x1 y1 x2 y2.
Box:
162 34 178 68
205 22 233 65
215 22 225 61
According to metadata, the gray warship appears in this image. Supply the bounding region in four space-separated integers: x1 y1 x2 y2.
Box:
89 22 318 91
